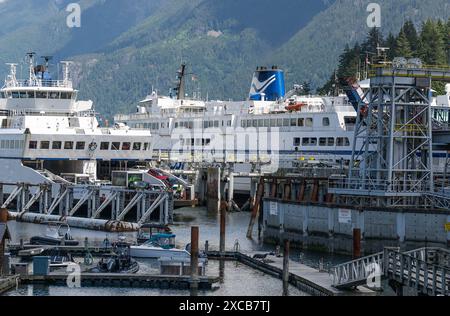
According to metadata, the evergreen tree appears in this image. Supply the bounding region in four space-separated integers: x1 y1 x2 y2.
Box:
362 28 384 54
385 33 397 60
419 19 447 65
402 20 420 51
394 30 413 58
301 81 312 95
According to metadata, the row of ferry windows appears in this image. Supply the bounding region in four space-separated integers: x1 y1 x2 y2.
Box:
0 140 25 150
28 141 150 151
133 120 233 130
294 137 350 147
241 117 329 128
1 91 74 99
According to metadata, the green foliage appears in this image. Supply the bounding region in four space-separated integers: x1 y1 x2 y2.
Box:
319 19 450 95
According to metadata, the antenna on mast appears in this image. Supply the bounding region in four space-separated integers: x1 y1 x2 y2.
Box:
60 61 72 86
26 52 36 82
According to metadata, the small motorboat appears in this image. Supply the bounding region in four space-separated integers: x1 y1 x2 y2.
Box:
130 239 191 260
30 221 79 246
137 224 173 245
16 248 78 272
90 238 139 274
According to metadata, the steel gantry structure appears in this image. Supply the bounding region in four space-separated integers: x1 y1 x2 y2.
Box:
330 65 450 208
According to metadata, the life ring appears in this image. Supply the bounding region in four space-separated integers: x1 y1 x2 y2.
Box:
88 142 98 152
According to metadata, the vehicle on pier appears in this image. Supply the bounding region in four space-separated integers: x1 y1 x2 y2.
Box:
136 223 173 245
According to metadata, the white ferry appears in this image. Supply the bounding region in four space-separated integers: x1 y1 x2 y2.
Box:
0 53 152 194
115 66 360 172
114 64 450 197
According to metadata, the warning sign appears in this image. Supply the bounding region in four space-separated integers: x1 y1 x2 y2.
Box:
269 202 278 216
445 223 450 232
338 209 352 224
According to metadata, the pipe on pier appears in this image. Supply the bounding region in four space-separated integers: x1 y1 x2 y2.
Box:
8 212 140 232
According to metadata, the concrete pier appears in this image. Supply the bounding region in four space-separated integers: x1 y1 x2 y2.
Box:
263 199 450 255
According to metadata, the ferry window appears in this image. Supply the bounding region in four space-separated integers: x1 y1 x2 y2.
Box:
310 138 317 146
247 120 252 128
111 142 120 150
227 120 232 127
277 119 283 126
344 138 350 146
122 142 131 151
189 122 194 129
64 142 74 150
29 141 38 149
26 91 35 98
15 140 21 149
323 117 330 127
12 92 20 98
191 139 195 146
251 120 256 128
319 138 327 146
76 142 85 150
344 117 356 125
52 141 62 150
290 119 297 127
283 119 290 127
241 120 246 128
8 140 14 149
213 121 218 128
175 122 179 128
257 120 263 127
298 118 304 127
306 118 313 127
337 138 344 146
100 142 109 150
49 92 59 99
328 138 335 146
133 143 141 151
19 92 28 99
270 119 276 127
196 139 200 146
143 143 149 151
40 141 50 150
205 139 211 146
294 138 301 146
36 92 47 99
302 138 309 146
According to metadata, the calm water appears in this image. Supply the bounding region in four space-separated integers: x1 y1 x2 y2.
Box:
4 207 350 296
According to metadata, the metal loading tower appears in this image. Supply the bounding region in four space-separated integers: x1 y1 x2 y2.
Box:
334 70 435 208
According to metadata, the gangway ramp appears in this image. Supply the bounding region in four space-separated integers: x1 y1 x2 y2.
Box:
332 247 450 296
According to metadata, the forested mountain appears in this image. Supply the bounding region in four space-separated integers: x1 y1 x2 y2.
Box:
0 0 448 118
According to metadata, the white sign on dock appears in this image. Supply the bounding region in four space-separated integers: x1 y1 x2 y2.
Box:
269 202 278 216
338 209 352 224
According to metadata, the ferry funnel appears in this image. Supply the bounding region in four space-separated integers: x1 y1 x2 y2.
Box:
249 66 285 101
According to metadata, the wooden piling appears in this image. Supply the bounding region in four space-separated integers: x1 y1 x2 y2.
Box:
283 239 290 296
246 178 265 239
353 228 361 258
220 200 226 253
190 226 199 296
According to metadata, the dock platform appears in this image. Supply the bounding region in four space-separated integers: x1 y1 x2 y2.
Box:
207 251 374 296
20 273 219 291
0 276 19 294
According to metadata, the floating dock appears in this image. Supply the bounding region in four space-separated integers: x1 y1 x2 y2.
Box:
20 273 219 290
207 251 374 296
0 275 19 294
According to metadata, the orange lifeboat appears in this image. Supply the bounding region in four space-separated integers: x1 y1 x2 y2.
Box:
285 101 306 112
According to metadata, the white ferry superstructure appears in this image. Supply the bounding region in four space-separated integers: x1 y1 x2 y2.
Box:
115 66 361 172
0 53 152 192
